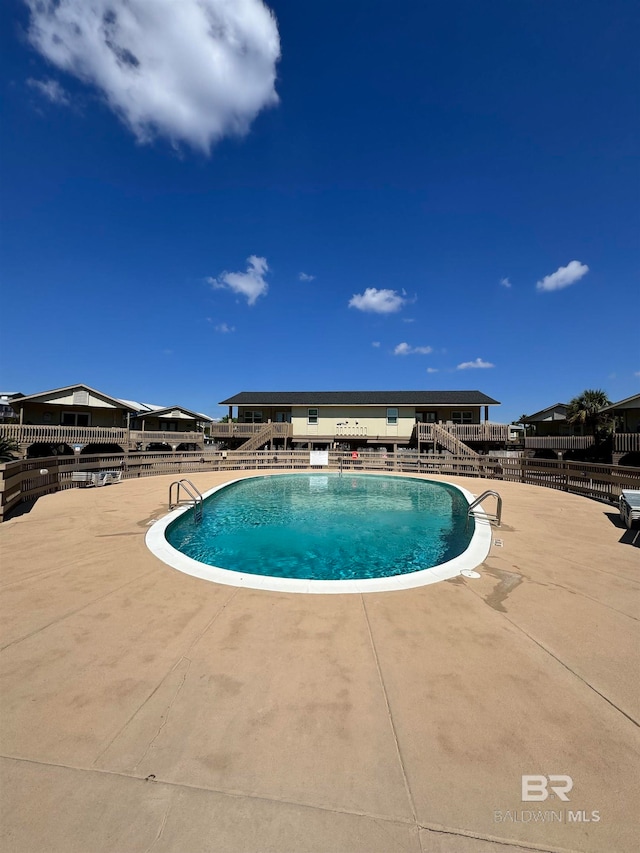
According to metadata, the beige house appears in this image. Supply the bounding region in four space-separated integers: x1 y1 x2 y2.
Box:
1 384 212 456
213 390 506 455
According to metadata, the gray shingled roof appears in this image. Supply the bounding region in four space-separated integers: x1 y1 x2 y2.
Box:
220 390 500 406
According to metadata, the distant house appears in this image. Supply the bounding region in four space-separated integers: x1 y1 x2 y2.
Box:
601 392 640 434
601 393 640 462
520 402 591 456
0 393 24 422
1 383 212 456
522 403 573 435
213 390 507 456
522 394 640 463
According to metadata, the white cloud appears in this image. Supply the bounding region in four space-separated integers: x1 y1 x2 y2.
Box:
371 341 381 348
27 77 71 105
214 322 235 333
426 367 439 374
500 277 511 288
349 287 406 314
298 272 315 282
208 255 269 306
634 371 640 377
394 342 433 356
23 0 280 153
536 260 589 293
457 358 495 370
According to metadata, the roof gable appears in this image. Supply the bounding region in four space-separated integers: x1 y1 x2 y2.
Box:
523 403 569 422
601 392 640 412
16 384 138 411
142 406 212 422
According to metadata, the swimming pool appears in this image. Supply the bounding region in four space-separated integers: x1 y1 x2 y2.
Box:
146 473 492 593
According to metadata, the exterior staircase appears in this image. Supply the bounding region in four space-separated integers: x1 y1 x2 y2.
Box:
432 423 478 457
237 422 292 452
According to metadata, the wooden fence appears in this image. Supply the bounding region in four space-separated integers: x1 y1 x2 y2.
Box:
1 450 639 521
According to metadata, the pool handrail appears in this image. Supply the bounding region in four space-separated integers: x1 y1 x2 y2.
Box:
467 490 502 528
169 478 204 523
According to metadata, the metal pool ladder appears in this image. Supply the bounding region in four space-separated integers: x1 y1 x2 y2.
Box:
169 479 204 523
466 490 502 528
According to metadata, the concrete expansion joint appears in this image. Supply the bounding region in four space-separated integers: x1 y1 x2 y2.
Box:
0 754 611 852
92 588 240 770
360 594 419 825
0 566 158 653
464 584 640 729
1 753 420 826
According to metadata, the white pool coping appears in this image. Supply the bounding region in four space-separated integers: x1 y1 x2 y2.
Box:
145 474 493 594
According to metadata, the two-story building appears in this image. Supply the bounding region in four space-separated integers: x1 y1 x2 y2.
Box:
212 390 507 456
0 384 212 456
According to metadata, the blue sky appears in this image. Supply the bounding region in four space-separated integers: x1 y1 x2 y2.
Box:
1 0 638 422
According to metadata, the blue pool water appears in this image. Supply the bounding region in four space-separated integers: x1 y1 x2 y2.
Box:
166 474 473 582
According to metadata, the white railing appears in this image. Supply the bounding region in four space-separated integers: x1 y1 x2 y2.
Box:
335 425 368 436
614 433 640 453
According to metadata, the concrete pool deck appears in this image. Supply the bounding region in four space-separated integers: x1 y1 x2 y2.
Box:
0 471 638 853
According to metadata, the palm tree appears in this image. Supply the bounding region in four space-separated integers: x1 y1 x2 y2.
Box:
566 389 612 438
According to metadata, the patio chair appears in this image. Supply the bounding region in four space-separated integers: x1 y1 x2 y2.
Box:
619 490 640 529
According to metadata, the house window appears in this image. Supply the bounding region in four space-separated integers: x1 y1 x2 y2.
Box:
42 412 52 423
308 408 319 425
452 411 473 424
387 407 398 425
61 412 90 427
417 411 437 423
243 411 263 424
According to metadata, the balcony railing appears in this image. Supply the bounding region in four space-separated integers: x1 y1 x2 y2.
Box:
524 436 594 450
335 424 368 436
208 423 268 438
614 433 640 453
417 423 510 442
129 430 205 445
0 423 205 448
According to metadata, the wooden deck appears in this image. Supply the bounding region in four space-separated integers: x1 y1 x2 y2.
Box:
0 423 206 451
